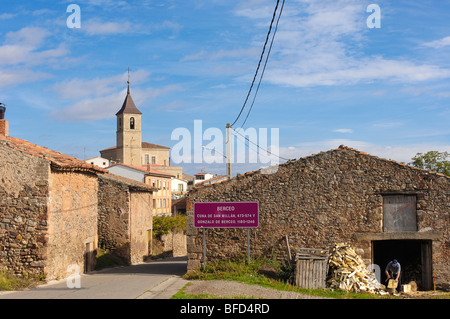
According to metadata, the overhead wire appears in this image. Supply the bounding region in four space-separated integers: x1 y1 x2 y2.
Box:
238 0 285 130
229 0 282 128
231 127 289 161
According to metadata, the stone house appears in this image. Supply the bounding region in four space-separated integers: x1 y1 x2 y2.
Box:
186 146 450 291
97 173 155 264
106 163 173 216
1 111 156 280
0 115 106 280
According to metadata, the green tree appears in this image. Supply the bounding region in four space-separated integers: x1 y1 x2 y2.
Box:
409 151 450 176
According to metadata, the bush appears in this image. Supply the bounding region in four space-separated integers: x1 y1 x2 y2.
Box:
152 214 186 239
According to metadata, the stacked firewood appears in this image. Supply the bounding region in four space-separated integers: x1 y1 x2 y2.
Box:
327 243 388 295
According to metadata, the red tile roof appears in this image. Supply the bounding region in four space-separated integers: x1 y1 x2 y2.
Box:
0 135 107 174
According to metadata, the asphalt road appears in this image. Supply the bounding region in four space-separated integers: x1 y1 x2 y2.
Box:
0 256 188 299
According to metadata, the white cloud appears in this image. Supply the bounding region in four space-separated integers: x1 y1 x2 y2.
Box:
51 69 151 100
83 19 132 36
50 71 183 121
237 0 450 87
0 27 69 88
333 128 353 133
423 36 450 49
279 139 450 165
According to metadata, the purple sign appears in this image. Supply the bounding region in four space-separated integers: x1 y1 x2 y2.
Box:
194 202 259 228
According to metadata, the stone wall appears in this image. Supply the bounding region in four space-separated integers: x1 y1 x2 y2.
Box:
98 175 131 261
0 143 50 277
157 230 187 258
186 147 450 289
47 170 98 280
129 191 153 264
97 174 153 265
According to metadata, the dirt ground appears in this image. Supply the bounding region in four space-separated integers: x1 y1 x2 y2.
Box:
181 280 450 299
181 280 330 299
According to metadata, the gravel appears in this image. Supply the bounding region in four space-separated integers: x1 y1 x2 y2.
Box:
182 280 330 299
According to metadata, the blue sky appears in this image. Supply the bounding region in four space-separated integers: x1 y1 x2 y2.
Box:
1 0 450 176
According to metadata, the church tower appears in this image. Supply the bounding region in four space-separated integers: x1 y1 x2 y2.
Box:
115 81 142 166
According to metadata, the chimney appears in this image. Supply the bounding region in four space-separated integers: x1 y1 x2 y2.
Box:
0 103 8 137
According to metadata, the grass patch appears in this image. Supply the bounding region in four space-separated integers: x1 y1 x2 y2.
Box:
0 269 42 291
95 249 129 270
181 258 393 299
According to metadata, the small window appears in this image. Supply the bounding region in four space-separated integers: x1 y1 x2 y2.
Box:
152 156 156 164
145 154 149 164
130 117 135 130
383 195 417 232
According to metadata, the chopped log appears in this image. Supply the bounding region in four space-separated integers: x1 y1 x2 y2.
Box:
327 243 387 295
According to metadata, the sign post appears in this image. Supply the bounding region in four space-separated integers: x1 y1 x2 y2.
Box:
194 202 259 268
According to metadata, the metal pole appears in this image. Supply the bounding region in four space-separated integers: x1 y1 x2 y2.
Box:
203 228 206 269
226 123 231 179
247 228 250 262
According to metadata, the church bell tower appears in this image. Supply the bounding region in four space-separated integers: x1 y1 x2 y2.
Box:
116 81 142 166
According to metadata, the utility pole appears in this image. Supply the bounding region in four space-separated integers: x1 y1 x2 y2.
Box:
226 123 231 179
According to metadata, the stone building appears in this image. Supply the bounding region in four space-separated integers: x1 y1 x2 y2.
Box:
97 174 155 264
1 109 157 280
0 114 106 280
106 163 173 216
99 82 182 178
186 146 450 291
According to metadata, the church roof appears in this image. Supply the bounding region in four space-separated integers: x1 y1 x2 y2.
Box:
116 83 142 115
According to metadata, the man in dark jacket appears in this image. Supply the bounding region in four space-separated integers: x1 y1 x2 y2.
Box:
385 259 401 289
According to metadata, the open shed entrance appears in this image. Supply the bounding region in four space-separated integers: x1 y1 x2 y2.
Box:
372 240 432 290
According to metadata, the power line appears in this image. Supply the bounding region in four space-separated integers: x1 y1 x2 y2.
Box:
230 0 283 128
231 127 289 162
239 0 285 130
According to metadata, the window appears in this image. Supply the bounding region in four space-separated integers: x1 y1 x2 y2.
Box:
153 199 156 208
163 199 166 208
163 181 165 189
152 156 156 164
152 179 156 187
178 184 184 192
383 195 417 232
118 118 122 129
145 154 149 164
130 117 135 129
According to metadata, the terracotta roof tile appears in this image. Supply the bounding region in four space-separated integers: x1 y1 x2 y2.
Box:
0 135 107 174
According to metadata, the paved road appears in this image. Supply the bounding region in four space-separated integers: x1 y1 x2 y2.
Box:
0 256 188 299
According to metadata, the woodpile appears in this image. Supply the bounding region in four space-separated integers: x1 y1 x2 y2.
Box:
327 243 388 295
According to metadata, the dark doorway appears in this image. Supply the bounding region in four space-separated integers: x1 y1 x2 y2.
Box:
372 240 432 290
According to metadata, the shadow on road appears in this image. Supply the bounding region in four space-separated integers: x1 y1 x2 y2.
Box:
90 256 187 276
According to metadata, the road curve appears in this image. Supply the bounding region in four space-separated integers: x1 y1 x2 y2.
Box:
0 256 187 299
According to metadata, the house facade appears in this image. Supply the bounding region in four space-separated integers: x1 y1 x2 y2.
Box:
0 115 106 280
97 174 155 264
105 163 173 216
186 146 450 291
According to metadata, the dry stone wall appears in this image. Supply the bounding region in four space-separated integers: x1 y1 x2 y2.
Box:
47 170 98 280
187 148 450 289
98 175 131 261
0 143 50 277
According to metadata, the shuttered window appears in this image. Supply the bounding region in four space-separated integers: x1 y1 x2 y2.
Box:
383 195 417 232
